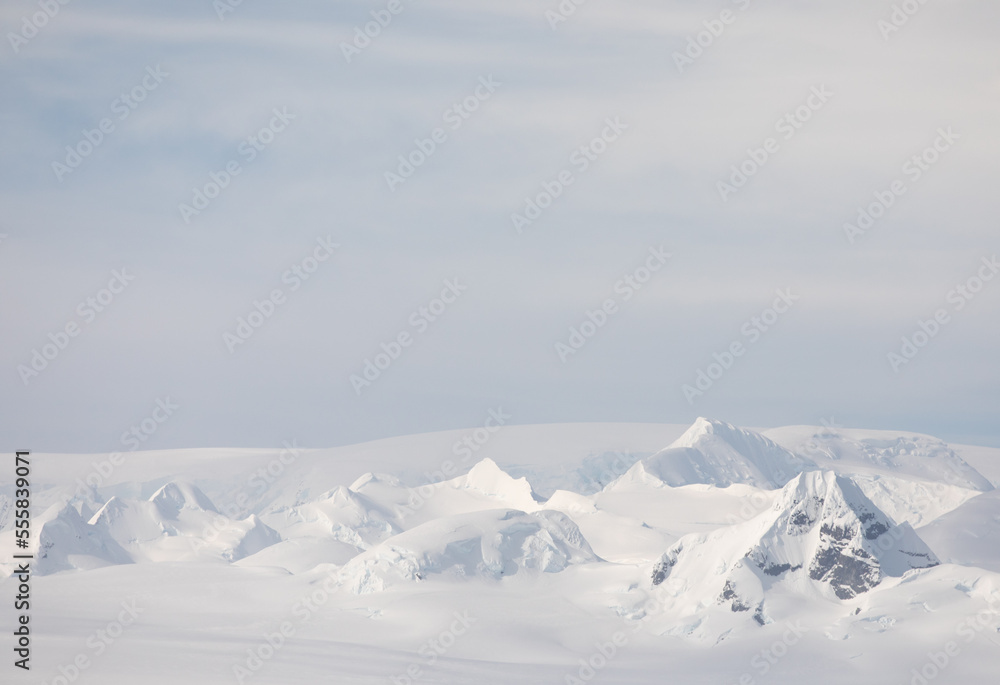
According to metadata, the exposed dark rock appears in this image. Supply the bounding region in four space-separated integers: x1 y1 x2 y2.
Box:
719 580 751 612
900 549 939 566
651 551 678 586
864 521 889 540
790 511 814 527
819 522 856 542
651 470 942 615
809 544 881 599
760 562 802 577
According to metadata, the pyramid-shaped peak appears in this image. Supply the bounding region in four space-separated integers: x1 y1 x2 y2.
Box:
460 458 537 503
150 481 218 517
787 469 855 492
781 469 849 500
467 456 503 477
637 419 813 489
672 418 772 449
35 501 133 575
652 469 939 605
348 472 402 493
772 470 891 538
687 416 724 436
89 496 130 525
318 485 357 503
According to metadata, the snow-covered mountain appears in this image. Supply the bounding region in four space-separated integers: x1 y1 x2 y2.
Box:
918 489 1000 573
617 417 814 489
650 470 939 624
3 419 999 684
34 502 133 574
26 481 281 571
765 424 994 491
333 508 599 594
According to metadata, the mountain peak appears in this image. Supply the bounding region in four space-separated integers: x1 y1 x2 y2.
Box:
459 458 538 503
467 456 503 477
769 470 893 545
762 470 939 594
672 417 774 452
35 502 132 574
150 481 218 517
652 469 939 609
627 419 813 490
334 509 599 594
677 416 723 441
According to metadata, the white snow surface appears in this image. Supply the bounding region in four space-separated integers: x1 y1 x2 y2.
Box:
2 419 1000 684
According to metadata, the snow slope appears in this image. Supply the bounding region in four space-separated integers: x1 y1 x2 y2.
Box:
764 424 994 491
334 508 599 594
650 469 939 634
3 419 1000 684
635 418 814 489
918 490 1000 573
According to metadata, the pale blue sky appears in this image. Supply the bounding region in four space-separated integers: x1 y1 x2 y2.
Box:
1 0 998 452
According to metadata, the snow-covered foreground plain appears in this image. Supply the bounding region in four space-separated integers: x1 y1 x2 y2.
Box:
3 419 1000 684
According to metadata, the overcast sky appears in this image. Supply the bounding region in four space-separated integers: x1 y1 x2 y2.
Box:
1 0 998 453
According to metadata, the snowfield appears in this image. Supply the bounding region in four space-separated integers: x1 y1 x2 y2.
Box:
3 419 1000 684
